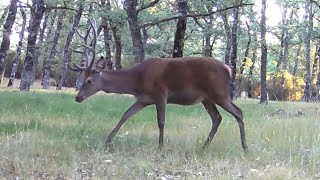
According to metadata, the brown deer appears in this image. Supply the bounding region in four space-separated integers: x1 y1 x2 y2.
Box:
69 19 248 152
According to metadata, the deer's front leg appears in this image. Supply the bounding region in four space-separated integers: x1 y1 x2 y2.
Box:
155 98 167 150
105 101 147 148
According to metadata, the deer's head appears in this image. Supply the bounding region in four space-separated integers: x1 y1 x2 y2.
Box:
68 18 106 103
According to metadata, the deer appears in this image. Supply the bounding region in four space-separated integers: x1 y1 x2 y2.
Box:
69 18 248 153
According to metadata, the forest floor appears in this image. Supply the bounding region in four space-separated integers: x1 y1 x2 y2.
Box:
1 86 320 179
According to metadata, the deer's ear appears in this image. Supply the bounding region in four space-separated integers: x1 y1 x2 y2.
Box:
95 57 106 72
92 69 100 74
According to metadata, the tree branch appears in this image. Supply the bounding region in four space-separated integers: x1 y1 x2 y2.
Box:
310 0 320 9
140 3 254 28
17 0 32 9
192 16 204 29
46 6 78 11
70 47 84 54
137 0 160 13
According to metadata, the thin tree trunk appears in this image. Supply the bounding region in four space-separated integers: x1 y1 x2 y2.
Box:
42 11 65 89
303 1 313 102
282 10 293 70
221 12 231 65
74 3 94 91
100 0 112 63
172 0 187 58
101 0 115 70
292 43 302 76
142 27 148 50
260 0 268 103
32 9 50 81
7 8 26 87
102 22 112 62
203 35 212 57
282 31 289 70
202 7 214 57
0 0 18 87
40 9 57 85
316 57 320 101
311 39 319 84
0 5 10 25
276 21 286 68
237 20 251 96
56 1 84 90
248 49 256 98
111 23 122 70
230 1 240 100
124 0 145 63
277 10 293 100
75 53 87 91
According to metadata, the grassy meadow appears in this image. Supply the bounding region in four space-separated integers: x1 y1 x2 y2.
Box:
0 88 320 179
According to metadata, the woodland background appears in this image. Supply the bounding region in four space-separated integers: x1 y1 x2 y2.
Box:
1 0 320 102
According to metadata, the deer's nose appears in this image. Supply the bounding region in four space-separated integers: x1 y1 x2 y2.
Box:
75 96 84 102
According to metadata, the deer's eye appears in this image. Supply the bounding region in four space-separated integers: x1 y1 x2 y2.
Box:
86 79 92 84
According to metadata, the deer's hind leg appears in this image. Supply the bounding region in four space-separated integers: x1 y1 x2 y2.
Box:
202 100 222 149
218 99 248 153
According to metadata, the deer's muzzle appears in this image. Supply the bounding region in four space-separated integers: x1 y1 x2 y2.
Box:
75 96 84 103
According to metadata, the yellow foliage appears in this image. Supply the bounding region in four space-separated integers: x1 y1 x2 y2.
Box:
272 60 278 66
295 77 305 86
245 57 253 67
270 70 305 101
147 6 158 14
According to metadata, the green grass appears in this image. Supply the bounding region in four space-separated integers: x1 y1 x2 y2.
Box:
0 89 320 179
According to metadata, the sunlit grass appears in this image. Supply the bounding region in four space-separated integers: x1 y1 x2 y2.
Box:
0 89 320 179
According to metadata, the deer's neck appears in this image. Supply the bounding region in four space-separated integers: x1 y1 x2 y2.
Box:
100 69 139 96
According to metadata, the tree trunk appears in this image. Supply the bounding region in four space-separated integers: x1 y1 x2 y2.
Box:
276 8 287 69
56 1 84 90
303 1 313 102
172 0 187 58
102 22 112 62
311 39 319 84
0 5 10 25
237 20 251 96
32 9 50 81
111 23 122 70
201 6 214 57
7 8 26 87
142 27 148 50
248 48 256 98
292 43 302 76
42 11 65 89
74 3 94 91
20 0 45 91
316 57 320 101
203 35 212 57
75 54 87 91
40 9 57 85
0 0 18 87
276 10 293 100
221 12 231 65
282 31 289 70
229 1 240 100
100 0 112 64
282 10 293 70
124 0 145 63
260 0 268 103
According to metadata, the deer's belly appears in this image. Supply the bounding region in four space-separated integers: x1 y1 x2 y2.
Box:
167 92 204 105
